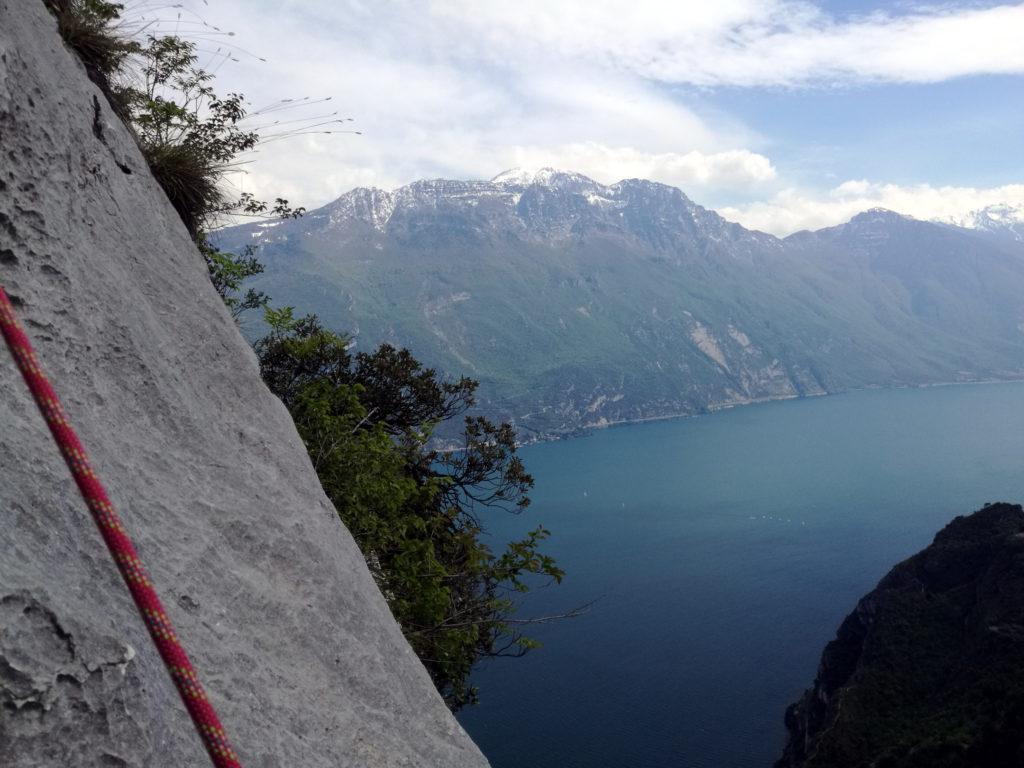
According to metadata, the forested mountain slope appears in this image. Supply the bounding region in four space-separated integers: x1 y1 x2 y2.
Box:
216 170 1024 436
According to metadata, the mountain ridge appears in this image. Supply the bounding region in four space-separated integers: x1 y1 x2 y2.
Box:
267 167 999 243
216 170 1024 438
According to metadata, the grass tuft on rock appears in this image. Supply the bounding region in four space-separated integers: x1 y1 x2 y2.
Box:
141 142 225 237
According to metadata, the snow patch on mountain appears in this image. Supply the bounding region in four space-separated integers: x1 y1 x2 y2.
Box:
491 167 598 190
944 203 1024 243
491 168 538 185
945 203 1024 229
324 187 397 232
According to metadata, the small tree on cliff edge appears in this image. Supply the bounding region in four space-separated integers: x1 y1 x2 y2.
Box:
256 313 574 710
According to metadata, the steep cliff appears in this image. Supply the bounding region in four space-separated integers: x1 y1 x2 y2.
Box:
0 3 488 765
777 502 1024 768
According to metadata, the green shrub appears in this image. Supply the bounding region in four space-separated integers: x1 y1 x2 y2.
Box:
142 142 222 236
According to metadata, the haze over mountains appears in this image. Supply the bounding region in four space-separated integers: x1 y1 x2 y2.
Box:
216 169 1024 437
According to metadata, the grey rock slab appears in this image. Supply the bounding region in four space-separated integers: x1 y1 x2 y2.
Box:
0 3 489 766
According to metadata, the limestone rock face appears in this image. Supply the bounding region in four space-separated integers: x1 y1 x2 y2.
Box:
0 3 488 766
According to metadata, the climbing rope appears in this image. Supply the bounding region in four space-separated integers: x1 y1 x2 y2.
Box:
0 286 243 768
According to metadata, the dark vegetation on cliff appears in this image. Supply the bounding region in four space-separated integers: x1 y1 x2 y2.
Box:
49 0 568 710
778 503 1024 768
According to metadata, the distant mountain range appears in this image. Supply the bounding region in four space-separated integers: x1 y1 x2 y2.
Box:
214 169 1024 437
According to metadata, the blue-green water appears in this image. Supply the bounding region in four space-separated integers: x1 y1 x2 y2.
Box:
457 383 1024 768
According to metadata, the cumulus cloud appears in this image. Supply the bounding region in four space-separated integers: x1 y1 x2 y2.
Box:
718 181 1024 236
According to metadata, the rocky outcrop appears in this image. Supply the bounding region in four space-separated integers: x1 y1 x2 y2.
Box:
0 3 488 766
777 503 1024 768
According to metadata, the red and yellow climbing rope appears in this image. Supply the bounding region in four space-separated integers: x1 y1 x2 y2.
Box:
0 286 243 768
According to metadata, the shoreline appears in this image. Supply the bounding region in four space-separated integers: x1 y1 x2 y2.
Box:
515 375 1024 448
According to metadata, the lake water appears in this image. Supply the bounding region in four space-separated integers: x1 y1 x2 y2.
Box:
457 383 1024 768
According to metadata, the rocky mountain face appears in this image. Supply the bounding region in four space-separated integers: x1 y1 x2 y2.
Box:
217 170 1024 437
0 3 487 766
777 502 1024 768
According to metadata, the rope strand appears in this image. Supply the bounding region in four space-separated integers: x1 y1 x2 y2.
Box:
0 286 243 768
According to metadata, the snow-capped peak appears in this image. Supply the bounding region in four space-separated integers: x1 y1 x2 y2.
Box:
490 168 539 185
945 203 1024 230
490 167 593 187
848 208 914 225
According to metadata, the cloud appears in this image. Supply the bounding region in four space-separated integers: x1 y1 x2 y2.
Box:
436 1 1024 86
148 2 1024 219
156 1 772 207
500 144 776 190
718 181 1024 236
